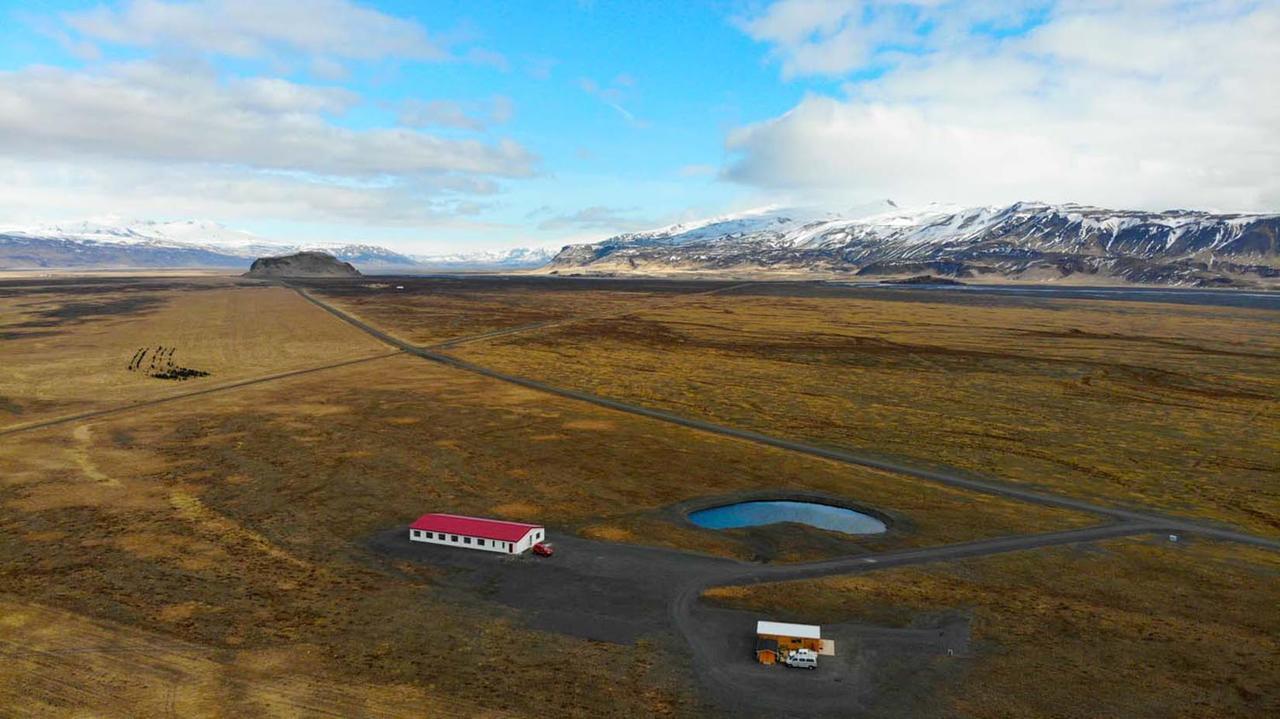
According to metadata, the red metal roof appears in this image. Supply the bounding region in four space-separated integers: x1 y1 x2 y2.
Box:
410 513 542 542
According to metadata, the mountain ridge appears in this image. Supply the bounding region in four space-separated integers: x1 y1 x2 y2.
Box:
549 202 1279 287
0 218 553 271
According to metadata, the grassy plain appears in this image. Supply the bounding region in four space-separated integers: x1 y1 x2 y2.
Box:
705 537 1280 718
0 313 1089 717
0 278 387 428
452 286 1280 535
303 276 730 346
0 358 697 717
0 596 508 718
3 275 1276 717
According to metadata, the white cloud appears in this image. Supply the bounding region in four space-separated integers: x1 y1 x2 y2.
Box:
64 0 446 61
0 158 478 227
739 0 925 79
0 59 539 229
309 56 350 81
399 96 516 131
231 76 358 114
738 1 1047 79
739 0 855 49
400 100 486 131
537 206 644 231
0 1 543 243
0 62 536 178
727 1 1280 211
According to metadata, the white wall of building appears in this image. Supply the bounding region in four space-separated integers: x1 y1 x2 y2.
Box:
512 527 545 553
409 527 544 554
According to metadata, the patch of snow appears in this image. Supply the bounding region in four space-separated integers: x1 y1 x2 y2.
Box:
412 246 556 268
559 201 1279 268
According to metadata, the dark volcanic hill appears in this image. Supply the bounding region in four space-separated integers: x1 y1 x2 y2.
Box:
548 202 1280 287
245 251 362 278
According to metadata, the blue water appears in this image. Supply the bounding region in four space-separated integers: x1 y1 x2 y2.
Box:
689 500 886 535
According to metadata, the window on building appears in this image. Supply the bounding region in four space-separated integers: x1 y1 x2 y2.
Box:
463 537 471 544
451 535 458 542
424 532 433 539
476 539 485 546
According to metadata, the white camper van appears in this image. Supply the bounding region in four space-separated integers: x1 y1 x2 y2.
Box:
784 649 818 669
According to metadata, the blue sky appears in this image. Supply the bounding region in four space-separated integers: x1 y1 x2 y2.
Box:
0 1 1274 253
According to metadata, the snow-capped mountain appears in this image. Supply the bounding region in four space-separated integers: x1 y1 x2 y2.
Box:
550 202 1280 287
0 217 559 271
412 246 557 269
310 244 418 267
10 217 265 248
600 200 899 249
0 218 547 271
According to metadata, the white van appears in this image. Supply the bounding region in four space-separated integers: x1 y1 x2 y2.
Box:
784 649 818 669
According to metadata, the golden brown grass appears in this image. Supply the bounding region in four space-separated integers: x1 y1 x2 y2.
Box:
306 276 723 346
0 280 387 428
4 276 1273 718
0 596 509 718
453 289 1280 535
0 362 706 717
0 345 1096 717
704 537 1280 718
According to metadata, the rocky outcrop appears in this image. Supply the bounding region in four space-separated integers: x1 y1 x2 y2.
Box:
244 251 361 278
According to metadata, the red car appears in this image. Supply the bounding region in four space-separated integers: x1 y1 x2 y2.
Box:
532 542 554 557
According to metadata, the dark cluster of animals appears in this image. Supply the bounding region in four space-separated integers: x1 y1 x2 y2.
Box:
127 346 210 381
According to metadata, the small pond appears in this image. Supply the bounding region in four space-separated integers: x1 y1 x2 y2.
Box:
689 500 887 535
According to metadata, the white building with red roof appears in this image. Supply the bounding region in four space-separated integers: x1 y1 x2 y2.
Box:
409 513 545 555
